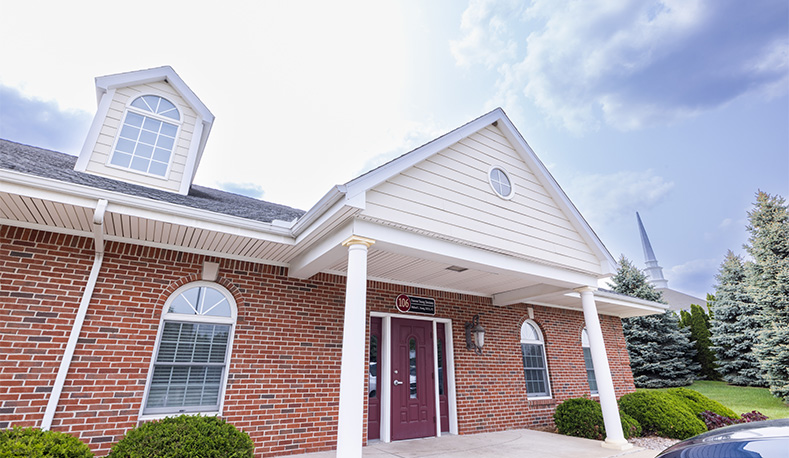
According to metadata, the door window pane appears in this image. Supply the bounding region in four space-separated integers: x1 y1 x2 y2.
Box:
409 338 417 398
369 335 378 398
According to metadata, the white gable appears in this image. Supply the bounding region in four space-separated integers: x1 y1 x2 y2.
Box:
75 67 214 195
351 109 615 276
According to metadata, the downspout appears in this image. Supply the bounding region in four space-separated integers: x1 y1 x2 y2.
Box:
41 199 108 430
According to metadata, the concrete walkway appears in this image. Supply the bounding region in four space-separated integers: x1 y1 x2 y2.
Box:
289 429 660 458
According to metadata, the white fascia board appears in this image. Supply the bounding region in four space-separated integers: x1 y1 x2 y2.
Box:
96 66 214 123
352 219 600 287
288 222 355 279
342 109 506 200
180 118 204 195
580 289 668 313
494 114 617 275
76 88 116 171
291 186 347 237
0 169 294 244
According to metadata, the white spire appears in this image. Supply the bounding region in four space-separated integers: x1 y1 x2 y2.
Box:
636 212 668 288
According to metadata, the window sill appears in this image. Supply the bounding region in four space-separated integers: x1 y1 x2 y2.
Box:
527 397 555 407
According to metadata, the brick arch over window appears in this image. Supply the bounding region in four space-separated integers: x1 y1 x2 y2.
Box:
158 274 245 310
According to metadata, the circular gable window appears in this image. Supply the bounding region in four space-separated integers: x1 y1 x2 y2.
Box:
488 166 514 199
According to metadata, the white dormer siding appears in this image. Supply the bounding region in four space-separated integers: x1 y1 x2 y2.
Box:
75 67 213 195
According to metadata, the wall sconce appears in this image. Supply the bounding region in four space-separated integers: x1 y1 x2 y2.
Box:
465 314 486 354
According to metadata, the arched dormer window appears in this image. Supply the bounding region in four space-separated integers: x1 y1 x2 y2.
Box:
520 320 551 398
581 328 598 395
109 95 180 177
141 282 236 417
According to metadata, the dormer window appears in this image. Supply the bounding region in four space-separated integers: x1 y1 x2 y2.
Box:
109 95 181 178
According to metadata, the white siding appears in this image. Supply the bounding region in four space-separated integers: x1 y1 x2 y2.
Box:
83 81 197 193
363 125 602 273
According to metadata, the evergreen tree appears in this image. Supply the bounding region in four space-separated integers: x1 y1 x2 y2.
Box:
745 191 789 402
687 303 719 381
610 256 699 388
709 251 764 386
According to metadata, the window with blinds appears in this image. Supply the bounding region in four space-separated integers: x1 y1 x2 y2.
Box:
520 320 551 398
142 284 236 416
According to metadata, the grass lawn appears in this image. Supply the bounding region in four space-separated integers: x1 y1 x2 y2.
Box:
653 380 789 419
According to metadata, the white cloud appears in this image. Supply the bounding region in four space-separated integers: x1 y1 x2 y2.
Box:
562 169 674 229
453 0 789 132
666 257 719 297
450 0 522 69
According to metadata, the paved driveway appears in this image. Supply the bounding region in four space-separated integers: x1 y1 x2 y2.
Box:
291 429 661 458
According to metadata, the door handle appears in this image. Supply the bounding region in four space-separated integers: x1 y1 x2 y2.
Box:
393 379 403 385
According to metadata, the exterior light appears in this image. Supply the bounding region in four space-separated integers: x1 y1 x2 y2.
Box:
465 314 486 354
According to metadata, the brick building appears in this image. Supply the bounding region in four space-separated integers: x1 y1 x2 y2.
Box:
0 67 666 457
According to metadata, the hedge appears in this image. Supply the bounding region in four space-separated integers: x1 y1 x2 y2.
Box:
0 426 94 458
107 415 252 458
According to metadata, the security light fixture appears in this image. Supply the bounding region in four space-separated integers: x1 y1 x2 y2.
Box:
465 314 486 354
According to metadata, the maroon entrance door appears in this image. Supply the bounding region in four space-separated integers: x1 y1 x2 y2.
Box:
391 318 436 440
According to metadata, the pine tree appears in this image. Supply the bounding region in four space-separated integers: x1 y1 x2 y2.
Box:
745 191 789 402
709 251 764 386
687 303 719 381
610 256 699 388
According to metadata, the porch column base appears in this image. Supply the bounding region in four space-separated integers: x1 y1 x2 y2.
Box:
602 438 633 450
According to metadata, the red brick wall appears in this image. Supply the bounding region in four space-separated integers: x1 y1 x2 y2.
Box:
0 226 635 456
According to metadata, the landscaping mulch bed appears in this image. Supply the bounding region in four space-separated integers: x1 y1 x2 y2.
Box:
628 435 680 450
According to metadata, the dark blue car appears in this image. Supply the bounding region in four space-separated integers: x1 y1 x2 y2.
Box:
656 419 789 458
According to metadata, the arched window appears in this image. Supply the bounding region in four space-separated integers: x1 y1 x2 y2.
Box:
110 95 180 177
142 282 236 416
520 320 551 398
581 329 598 395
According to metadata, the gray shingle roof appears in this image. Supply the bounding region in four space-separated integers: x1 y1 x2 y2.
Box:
0 139 305 224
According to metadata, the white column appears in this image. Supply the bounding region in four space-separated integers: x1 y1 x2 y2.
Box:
336 236 375 458
577 287 632 450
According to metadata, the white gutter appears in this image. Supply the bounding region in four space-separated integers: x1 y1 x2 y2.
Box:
41 199 108 430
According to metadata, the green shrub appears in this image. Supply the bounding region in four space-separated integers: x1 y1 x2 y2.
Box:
0 426 94 458
554 398 641 440
620 410 642 438
666 387 739 419
619 391 707 439
107 415 253 458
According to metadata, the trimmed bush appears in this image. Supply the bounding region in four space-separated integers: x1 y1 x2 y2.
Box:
554 398 641 440
619 391 707 439
107 415 252 458
620 411 642 438
0 426 94 458
666 387 738 419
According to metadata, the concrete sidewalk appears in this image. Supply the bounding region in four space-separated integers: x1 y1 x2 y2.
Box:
290 429 660 458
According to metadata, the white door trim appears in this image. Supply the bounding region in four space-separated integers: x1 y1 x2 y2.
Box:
370 312 457 443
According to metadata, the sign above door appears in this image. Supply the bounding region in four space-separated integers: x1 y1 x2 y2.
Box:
395 294 436 315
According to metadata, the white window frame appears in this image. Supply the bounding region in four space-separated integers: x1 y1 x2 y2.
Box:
581 328 599 396
107 93 182 180
139 281 237 421
488 165 515 200
520 320 552 399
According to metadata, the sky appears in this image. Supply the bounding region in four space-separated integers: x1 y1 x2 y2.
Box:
1 0 787 300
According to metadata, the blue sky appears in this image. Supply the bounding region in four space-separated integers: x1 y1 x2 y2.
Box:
1 0 787 299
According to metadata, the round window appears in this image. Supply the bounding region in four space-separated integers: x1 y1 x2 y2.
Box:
489 167 514 199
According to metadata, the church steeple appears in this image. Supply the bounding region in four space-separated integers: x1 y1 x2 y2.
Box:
637 212 669 288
